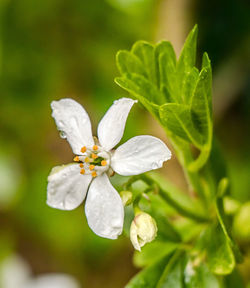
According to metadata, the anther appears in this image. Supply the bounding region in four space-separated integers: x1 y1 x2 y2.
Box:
93 145 98 151
84 157 90 163
81 146 87 153
80 169 85 174
91 153 98 159
74 156 79 162
79 163 84 168
101 160 107 166
89 165 95 171
91 171 97 178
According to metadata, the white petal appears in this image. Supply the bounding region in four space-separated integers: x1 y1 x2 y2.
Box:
97 98 137 151
47 164 92 210
51 98 94 155
111 135 171 176
85 173 124 239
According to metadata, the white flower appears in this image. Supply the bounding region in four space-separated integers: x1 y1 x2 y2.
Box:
130 212 158 251
0 255 80 288
47 98 171 239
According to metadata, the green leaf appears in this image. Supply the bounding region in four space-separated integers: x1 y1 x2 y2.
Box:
159 103 203 148
133 241 178 268
132 41 157 85
216 197 243 263
191 53 212 139
125 254 173 288
155 41 178 102
205 224 235 275
156 251 185 288
116 50 147 77
177 25 198 73
188 53 213 171
184 261 221 288
177 25 198 102
182 67 199 104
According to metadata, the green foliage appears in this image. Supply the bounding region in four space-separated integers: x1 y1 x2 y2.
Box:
116 25 245 287
116 25 213 173
125 254 173 288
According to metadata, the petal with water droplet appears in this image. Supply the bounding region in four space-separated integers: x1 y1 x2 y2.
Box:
111 135 171 176
51 98 94 154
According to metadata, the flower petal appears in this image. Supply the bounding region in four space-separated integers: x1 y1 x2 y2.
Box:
51 98 94 154
97 98 137 151
47 164 92 210
111 135 171 176
85 173 124 239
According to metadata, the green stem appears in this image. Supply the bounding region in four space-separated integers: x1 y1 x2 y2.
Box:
170 136 208 207
139 174 210 223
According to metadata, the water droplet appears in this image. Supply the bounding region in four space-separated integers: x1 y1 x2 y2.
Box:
59 131 67 139
151 162 158 169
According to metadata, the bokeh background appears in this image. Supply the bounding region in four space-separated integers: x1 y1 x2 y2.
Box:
0 0 249 287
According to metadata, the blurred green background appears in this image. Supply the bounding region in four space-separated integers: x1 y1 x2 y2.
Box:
0 0 249 287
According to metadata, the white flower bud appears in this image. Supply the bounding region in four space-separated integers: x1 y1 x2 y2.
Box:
120 191 133 206
130 212 158 251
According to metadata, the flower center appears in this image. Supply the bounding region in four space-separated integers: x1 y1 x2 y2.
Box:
73 145 111 178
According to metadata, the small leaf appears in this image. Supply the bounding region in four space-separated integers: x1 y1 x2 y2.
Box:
205 224 235 275
133 241 178 268
217 178 229 197
125 254 173 288
160 103 203 148
216 196 243 263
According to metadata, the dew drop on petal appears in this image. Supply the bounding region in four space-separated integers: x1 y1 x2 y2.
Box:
59 131 67 139
151 162 158 169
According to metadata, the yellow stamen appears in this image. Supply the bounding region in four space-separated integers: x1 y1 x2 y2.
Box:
81 146 87 153
89 164 95 171
84 157 90 163
79 163 84 168
93 145 98 151
101 160 107 166
80 169 85 174
73 156 79 162
91 153 98 159
91 171 97 178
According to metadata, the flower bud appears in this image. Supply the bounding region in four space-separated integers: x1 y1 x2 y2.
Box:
130 212 158 251
120 191 133 206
